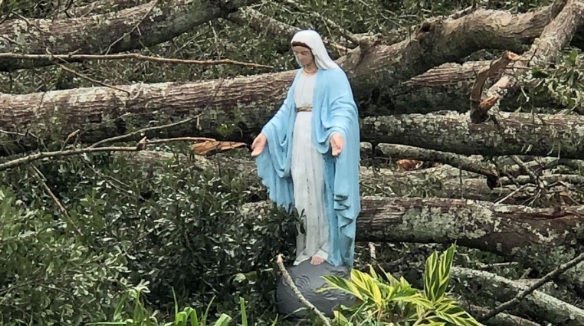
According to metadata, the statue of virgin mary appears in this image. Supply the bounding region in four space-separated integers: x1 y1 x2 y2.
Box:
251 30 361 268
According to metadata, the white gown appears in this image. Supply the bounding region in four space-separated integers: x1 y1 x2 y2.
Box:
291 72 329 265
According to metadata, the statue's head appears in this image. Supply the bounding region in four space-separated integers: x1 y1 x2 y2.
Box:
290 30 339 70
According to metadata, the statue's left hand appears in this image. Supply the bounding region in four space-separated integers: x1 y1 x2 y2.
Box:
330 133 344 157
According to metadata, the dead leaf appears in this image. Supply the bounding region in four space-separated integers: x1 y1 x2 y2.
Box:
191 141 247 156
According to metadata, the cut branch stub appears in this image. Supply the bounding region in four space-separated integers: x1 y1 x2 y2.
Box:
469 51 520 123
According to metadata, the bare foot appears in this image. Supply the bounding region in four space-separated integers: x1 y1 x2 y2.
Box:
310 256 325 265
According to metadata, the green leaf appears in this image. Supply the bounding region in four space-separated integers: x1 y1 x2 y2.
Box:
213 314 232 326
239 297 248 326
434 300 484 326
320 275 364 301
424 244 456 302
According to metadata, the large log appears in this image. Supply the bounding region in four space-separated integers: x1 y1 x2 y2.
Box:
241 196 584 293
0 0 259 71
362 111 584 159
0 4 566 155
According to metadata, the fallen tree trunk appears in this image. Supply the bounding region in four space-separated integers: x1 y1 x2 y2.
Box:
362 112 584 159
452 267 584 326
337 2 565 103
242 196 584 293
0 0 259 71
4 93 584 160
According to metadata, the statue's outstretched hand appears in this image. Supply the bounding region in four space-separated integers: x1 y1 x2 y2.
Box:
330 133 344 157
251 133 267 157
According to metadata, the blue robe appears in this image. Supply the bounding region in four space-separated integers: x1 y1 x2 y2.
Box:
256 68 361 267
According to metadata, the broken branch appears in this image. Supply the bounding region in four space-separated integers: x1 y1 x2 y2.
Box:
0 52 274 69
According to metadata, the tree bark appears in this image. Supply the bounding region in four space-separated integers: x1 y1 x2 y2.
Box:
242 196 584 292
452 267 584 326
0 0 259 71
362 112 584 159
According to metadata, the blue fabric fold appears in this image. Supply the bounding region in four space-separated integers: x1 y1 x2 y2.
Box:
256 68 361 267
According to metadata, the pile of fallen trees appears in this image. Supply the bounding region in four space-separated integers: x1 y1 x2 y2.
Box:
1 0 584 324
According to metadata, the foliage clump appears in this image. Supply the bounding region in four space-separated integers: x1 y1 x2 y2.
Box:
0 153 297 325
320 244 483 326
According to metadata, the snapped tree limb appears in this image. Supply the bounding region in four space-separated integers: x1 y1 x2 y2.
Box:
0 53 273 69
375 143 498 178
0 0 260 71
470 0 584 122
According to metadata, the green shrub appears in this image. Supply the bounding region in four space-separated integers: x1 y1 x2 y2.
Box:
0 153 297 325
320 244 483 326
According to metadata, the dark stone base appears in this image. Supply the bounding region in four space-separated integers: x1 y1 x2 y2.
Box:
276 259 355 319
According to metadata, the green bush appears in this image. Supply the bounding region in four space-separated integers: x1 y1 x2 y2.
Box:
0 186 128 325
320 244 483 326
0 153 298 325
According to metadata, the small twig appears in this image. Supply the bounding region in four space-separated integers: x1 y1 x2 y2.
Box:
495 184 529 204
275 254 332 326
27 165 83 237
477 262 520 270
105 0 159 54
368 242 377 261
148 137 216 145
480 252 584 321
0 52 274 69
519 268 533 279
89 115 201 148
55 61 130 94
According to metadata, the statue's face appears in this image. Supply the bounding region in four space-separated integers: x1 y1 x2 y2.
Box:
293 45 315 67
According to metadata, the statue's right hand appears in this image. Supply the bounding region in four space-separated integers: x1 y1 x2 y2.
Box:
250 133 267 157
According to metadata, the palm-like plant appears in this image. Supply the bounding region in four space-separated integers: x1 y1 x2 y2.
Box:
319 244 483 326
